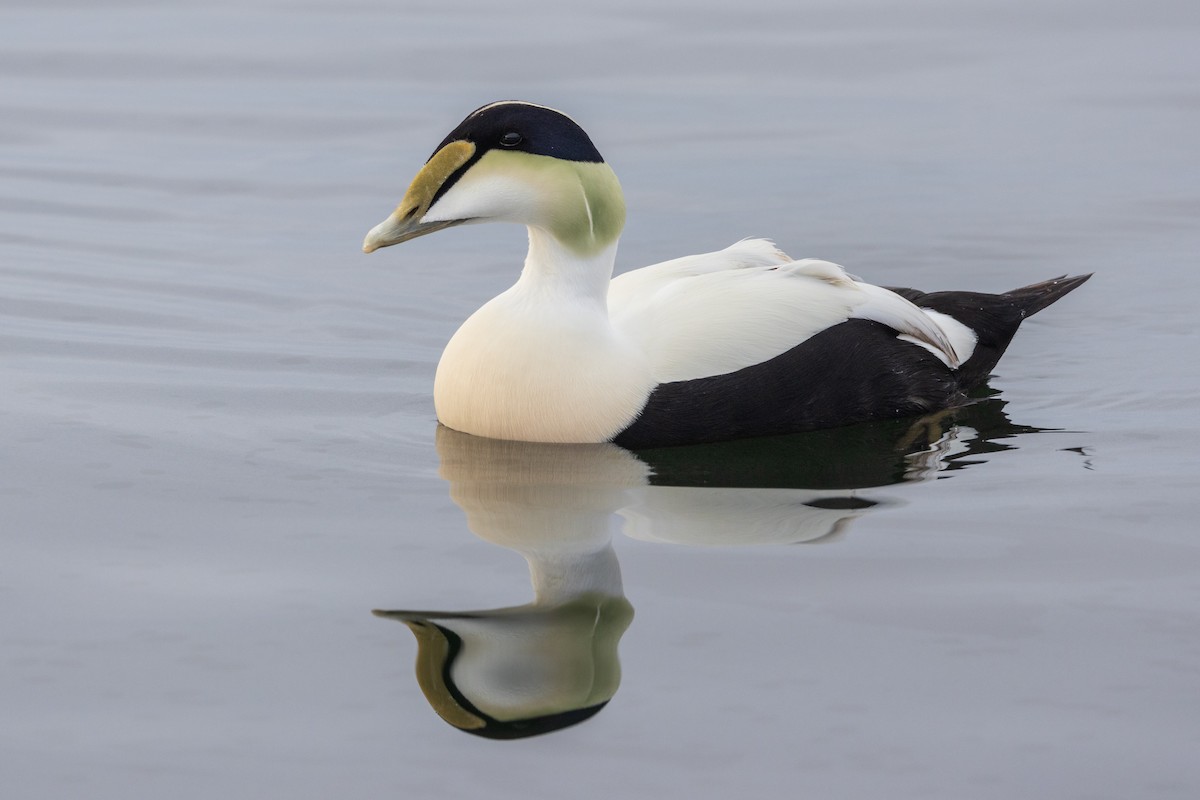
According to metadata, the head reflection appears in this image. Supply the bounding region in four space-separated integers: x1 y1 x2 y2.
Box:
377 398 1045 738
374 595 632 739
375 434 641 739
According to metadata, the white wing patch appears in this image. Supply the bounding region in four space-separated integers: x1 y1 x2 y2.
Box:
851 283 961 367
899 310 977 367
608 238 791 311
610 240 964 382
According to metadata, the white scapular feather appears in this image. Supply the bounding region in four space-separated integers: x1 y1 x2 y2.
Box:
901 309 977 367
610 243 962 383
607 238 791 309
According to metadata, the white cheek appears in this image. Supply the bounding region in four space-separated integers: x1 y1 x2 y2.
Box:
424 172 542 225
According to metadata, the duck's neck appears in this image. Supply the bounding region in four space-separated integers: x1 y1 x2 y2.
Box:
526 542 625 607
515 226 618 312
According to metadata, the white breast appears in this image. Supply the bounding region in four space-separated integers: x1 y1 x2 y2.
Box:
434 288 656 443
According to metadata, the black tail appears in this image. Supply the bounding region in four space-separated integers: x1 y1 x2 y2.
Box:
886 274 1091 391
1000 274 1093 317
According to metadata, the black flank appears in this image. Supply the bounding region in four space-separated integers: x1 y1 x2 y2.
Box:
615 319 962 449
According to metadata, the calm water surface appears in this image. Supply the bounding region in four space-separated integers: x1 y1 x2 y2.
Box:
3 1 1199 798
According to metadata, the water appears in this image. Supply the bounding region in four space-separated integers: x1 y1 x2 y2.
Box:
3 0 1199 797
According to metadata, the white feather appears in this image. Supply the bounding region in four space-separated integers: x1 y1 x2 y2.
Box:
851 282 962 367
610 244 962 382
920 309 977 365
607 238 792 309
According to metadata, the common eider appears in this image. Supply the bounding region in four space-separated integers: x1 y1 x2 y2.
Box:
363 101 1089 447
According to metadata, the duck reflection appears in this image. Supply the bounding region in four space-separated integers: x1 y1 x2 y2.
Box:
376 396 1044 738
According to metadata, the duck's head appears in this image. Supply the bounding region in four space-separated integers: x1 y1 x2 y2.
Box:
373 594 633 739
363 101 625 256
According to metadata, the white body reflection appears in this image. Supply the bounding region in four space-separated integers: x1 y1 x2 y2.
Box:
439 425 880 548
620 487 868 546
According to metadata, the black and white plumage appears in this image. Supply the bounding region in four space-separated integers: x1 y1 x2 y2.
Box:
363 101 1090 447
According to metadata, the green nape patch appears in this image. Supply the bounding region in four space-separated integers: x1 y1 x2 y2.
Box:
471 150 626 256
568 160 626 256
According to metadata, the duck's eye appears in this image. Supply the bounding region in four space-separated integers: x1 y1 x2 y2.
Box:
499 131 523 148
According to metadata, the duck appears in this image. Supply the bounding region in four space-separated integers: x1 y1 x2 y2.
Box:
363 101 1089 448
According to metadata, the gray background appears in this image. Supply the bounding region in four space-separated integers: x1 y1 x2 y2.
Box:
3 1 1199 798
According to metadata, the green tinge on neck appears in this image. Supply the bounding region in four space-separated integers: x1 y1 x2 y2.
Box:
548 161 626 256
480 151 624 256
460 150 626 256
